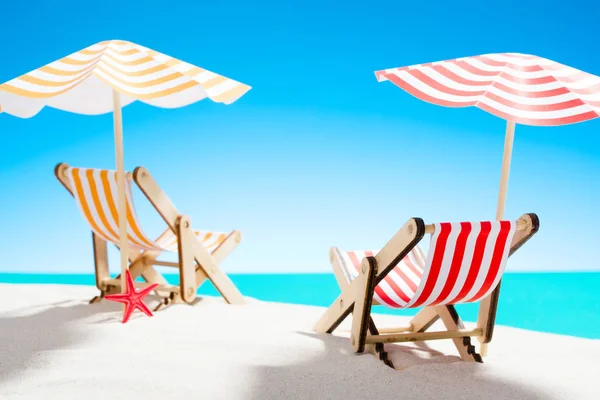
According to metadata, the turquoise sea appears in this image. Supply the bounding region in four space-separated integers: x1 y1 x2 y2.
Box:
1 272 599 340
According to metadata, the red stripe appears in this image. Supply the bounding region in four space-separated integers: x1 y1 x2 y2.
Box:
430 222 472 306
468 221 512 302
430 65 579 99
433 62 558 86
477 102 599 126
348 251 403 308
410 223 452 308
404 70 586 112
403 251 423 278
365 250 409 306
425 65 592 108
482 91 585 112
447 222 492 303
455 60 557 84
384 74 475 107
476 55 549 73
382 73 599 126
393 262 417 293
347 251 361 270
408 69 486 97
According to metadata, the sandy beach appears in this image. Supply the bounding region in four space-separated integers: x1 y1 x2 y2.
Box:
0 283 598 400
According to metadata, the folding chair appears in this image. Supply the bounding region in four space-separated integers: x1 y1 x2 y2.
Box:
55 162 246 310
314 213 539 367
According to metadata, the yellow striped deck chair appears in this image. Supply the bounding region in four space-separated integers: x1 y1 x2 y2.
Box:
55 162 245 309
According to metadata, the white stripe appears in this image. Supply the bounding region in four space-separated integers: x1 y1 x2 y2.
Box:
400 255 422 284
104 170 148 250
204 80 243 97
93 68 195 95
468 222 517 302
123 174 162 250
419 66 600 103
26 63 97 83
375 278 408 308
90 169 121 243
6 70 95 94
65 48 107 63
398 72 597 119
72 168 116 243
387 266 416 301
405 224 441 308
461 222 502 302
335 248 355 283
104 47 150 63
442 222 482 304
420 222 462 307
40 59 100 73
97 58 174 83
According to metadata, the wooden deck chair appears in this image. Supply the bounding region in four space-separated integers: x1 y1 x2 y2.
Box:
314 213 539 367
55 162 246 309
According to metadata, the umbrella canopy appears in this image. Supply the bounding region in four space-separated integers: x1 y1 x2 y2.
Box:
0 40 251 293
0 39 251 117
374 52 600 355
375 52 600 126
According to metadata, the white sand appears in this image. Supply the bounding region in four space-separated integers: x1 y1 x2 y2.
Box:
0 283 598 400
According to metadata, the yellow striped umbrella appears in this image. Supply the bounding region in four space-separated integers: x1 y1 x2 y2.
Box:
0 40 251 293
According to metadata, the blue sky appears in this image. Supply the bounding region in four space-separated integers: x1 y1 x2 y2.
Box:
0 0 598 274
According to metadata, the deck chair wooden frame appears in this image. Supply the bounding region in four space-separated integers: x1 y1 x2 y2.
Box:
314 213 539 368
55 162 246 309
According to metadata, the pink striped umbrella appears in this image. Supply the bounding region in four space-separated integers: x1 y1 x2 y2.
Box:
375 52 600 221
375 52 600 355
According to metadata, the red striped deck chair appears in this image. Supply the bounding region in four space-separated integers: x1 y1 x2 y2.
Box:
315 213 539 367
55 162 245 309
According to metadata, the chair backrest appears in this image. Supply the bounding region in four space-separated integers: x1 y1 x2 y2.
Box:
406 220 517 309
65 166 162 252
335 246 426 309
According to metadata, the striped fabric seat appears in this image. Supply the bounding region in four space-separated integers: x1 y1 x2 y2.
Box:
334 220 517 309
66 166 228 254
156 229 230 254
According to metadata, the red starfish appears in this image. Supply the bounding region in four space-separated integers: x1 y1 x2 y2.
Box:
104 270 159 323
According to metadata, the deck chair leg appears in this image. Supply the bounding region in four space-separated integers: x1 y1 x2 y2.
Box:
475 281 502 357
436 305 482 363
476 213 540 356
193 231 240 292
89 292 105 304
92 232 109 292
410 306 440 332
176 215 197 304
350 257 377 353
365 318 395 368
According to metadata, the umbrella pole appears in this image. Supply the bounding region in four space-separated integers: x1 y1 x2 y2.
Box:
495 120 516 220
112 89 129 295
479 119 516 357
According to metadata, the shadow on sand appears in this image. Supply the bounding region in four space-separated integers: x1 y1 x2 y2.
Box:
0 294 167 386
245 331 551 400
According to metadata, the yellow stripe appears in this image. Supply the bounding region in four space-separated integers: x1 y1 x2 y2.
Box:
184 65 206 76
78 47 107 56
95 64 184 88
71 168 112 242
39 64 97 77
86 169 120 240
209 83 251 103
17 70 94 88
99 170 145 247
103 52 155 66
200 75 229 90
0 78 85 98
95 74 200 99
60 55 104 66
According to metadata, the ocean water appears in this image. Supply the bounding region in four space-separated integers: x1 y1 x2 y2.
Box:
1 272 599 340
